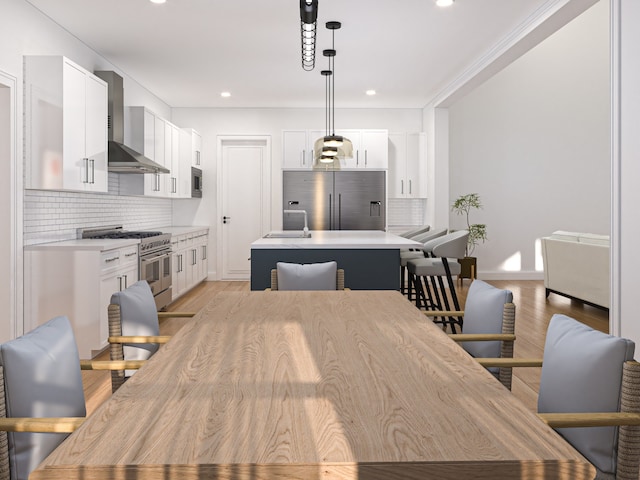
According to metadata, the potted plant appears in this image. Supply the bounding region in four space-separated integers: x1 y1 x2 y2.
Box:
451 193 487 280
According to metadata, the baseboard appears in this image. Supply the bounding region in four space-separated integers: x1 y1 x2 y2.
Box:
476 271 544 281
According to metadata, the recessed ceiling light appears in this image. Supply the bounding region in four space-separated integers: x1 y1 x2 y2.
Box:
366 90 376 96
220 92 231 98
436 0 454 6
149 0 166 4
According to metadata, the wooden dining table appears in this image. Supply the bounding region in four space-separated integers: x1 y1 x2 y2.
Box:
31 290 594 479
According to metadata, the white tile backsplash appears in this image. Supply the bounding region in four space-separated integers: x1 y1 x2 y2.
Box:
387 198 426 230
24 187 172 245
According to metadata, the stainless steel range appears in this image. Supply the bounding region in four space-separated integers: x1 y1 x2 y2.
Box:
79 226 173 310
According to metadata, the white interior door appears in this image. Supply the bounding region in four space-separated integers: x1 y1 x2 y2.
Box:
219 137 271 280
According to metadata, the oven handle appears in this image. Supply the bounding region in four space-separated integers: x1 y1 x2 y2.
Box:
140 251 172 263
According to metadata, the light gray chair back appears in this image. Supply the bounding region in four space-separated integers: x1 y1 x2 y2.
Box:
461 280 513 359
275 261 338 290
399 225 430 239
538 315 636 478
109 280 159 377
0 316 85 480
432 230 469 259
417 228 448 255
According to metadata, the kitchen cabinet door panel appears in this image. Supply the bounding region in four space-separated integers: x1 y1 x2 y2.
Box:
62 62 87 190
85 74 108 191
388 132 427 198
360 130 388 169
283 130 310 169
25 56 108 192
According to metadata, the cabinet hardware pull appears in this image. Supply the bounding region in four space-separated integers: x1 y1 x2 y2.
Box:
125 252 137 257
365 150 368 166
401 180 404 194
105 256 119 263
118 276 122 291
123 274 128 289
409 179 412 195
90 159 95 184
83 158 89 183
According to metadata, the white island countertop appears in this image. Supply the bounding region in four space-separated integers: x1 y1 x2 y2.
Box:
252 230 422 250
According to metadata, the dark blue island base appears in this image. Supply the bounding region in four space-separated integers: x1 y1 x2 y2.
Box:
250 248 401 291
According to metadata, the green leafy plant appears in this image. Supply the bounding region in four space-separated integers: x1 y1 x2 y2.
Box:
451 193 487 257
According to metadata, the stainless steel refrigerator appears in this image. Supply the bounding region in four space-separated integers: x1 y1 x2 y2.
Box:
283 171 385 230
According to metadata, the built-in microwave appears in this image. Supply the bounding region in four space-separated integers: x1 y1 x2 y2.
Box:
191 167 202 198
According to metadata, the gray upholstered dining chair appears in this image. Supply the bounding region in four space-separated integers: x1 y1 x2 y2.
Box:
478 314 640 480
0 316 144 480
400 228 448 297
424 279 516 389
407 230 469 331
269 261 345 290
108 280 195 392
398 224 431 239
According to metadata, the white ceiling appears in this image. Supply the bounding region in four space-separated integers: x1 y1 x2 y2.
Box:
25 0 565 109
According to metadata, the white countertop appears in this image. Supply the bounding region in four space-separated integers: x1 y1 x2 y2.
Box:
251 230 422 250
160 226 210 236
24 238 140 251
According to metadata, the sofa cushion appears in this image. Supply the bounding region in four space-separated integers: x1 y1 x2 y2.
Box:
276 261 337 290
0 316 86 480
538 314 635 475
550 231 581 242
578 233 610 246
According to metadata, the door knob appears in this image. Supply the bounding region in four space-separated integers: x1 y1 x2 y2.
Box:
223 216 231 224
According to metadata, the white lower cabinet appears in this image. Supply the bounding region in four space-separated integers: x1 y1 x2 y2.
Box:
171 229 209 302
25 242 139 358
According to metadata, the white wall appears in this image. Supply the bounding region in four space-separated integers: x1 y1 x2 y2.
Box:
446 0 609 279
1 0 171 118
171 107 423 277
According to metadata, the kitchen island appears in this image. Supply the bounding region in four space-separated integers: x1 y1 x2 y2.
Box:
250 230 421 290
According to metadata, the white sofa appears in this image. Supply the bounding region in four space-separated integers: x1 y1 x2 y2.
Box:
541 231 610 309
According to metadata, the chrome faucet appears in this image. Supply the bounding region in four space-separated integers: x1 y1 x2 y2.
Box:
283 209 310 237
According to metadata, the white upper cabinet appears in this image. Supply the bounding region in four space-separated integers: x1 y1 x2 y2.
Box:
282 129 388 170
183 128 202 168
169 124 189 198
359 130 388 169
177 129 194 197
143 115 168 197
388 132 427 198
282 130 311 169
25 56 108 192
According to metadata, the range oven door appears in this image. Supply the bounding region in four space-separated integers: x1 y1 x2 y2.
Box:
140 251 172 295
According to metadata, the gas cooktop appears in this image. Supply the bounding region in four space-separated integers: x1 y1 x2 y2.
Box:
78 226 165 240
87 230 164 239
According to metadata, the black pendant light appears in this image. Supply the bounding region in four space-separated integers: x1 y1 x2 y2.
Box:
300 0 318 71
323 21 344 149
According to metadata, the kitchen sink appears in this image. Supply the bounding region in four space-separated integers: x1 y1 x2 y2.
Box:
263 232 312 238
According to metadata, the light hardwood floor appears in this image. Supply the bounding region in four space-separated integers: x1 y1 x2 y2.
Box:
82 279 609 416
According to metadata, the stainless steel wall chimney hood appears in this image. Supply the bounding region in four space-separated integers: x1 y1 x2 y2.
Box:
94 71 169 174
